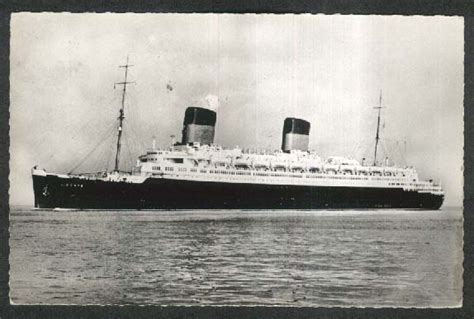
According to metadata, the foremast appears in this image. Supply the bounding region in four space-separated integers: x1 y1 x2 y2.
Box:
114 56 134 172
373 91 383 166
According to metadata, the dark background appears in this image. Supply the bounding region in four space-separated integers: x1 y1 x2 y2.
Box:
0 1 472 318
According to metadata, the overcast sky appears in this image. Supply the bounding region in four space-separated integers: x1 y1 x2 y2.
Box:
10 13 463 207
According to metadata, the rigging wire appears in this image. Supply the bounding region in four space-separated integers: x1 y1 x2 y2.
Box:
95 132 115 173
38 95 121 170
116 127 132 172
120 119 134 168
125 103 147 149
80 122 117 174
124 118 147 151
379 139 390 164
121 129 134 172
68 119 118 174
378 138 408 167
104 132 117 172
93 142 109 173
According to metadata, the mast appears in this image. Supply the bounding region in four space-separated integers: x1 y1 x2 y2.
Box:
373 91 383 166
114 55 134 172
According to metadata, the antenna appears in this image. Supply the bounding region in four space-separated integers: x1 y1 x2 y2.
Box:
373 91 384 166
113 55 135 172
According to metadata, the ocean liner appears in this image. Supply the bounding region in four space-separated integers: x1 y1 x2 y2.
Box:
32 60 444 210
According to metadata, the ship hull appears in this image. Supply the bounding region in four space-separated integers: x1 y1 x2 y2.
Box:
32 174 444 210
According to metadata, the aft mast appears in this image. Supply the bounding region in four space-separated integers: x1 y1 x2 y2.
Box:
114 55 134 172
373 91 383 166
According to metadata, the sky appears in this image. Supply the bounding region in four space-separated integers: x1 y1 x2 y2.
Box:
10 13 464 207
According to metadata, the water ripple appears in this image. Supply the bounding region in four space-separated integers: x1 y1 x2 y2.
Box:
9 207 463 307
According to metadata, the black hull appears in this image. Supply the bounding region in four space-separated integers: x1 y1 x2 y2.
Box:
32 174 444 210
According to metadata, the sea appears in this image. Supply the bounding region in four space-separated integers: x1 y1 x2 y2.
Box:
9 206 463 307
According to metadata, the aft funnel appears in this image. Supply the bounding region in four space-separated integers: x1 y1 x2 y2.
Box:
281 117 311 152
181 107 217 145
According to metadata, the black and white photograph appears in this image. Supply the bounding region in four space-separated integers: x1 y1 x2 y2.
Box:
9 13 463 307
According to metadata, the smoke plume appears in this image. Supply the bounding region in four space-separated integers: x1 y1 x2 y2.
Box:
205 94 219 111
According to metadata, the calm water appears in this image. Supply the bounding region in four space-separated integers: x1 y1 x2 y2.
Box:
9 206 463 307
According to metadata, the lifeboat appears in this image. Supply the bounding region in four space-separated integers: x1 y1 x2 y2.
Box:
253 158 270 169
356 166 369 175
233 157 252 168
324 164 339 174
383 167 397 176
369 167 383 176
290 161 305 171
306 161 322 173
340 164 356 174
212 157 231 167
271 160 288 171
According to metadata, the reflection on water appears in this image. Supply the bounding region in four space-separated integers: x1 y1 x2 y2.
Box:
10 207 462 306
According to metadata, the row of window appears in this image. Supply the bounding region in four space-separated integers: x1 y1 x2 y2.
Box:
307 175 370 181
149 168 437 191
153 167 414 183
151 165 407 177
209 170 251 176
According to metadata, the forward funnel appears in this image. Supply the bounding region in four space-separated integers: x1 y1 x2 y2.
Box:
181 107 217 145
281 117 311 152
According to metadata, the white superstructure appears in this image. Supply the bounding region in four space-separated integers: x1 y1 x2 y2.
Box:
129 142 443 196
